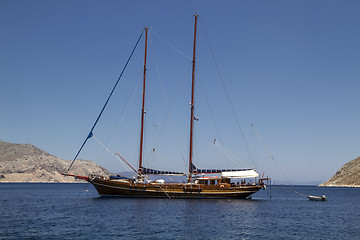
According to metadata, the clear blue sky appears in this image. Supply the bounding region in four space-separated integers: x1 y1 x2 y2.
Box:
1 0 359 184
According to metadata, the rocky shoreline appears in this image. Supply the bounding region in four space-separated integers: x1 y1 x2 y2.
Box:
0 140 110 183
320 156 360 187
320 184 360 188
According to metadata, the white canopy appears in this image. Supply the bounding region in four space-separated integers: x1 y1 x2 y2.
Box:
221 169 259 179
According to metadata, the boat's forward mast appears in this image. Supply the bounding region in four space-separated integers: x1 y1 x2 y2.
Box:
138 27 149 176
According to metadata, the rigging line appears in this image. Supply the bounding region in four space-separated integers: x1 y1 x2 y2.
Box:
215 139 250 168
77 182 91 197
151 29 192 61
92 135 137 178
146 68 190 164
68 29 145 172
253 124 311 198
195 84 243 168
196 139 215 167
193 120 198 166
251 124 289 182
181 154 187 170
198 78 221 139
198 18 255 164
216 143 244 168
251 126 258 169
294 191 307 197
93 136 134 174
199 20 253 125
148 31 169 110
170 177 185 186
115 153 138 174
96 73 143 163
157 185 172 199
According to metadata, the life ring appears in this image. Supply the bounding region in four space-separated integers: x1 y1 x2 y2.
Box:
220 184 224 188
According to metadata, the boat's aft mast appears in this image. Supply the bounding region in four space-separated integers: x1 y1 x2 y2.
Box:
188 15 198 182
138 27 148 175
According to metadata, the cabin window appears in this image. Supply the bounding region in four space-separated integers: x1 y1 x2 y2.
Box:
221 178 230 184
198 179 220 185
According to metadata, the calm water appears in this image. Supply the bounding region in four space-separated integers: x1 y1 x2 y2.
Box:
0 183 359 239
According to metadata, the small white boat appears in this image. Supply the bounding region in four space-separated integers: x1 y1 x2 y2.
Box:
307 195 327 201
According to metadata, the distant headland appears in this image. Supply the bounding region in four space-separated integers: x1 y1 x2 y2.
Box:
0 140 110 183
320 156 360 188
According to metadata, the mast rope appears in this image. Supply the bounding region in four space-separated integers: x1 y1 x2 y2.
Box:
148 31 169 110
251 124 289 181
67 29 145 171
252 124 313 197
198 18 255 165
215 139 250 168
145 68 190 165
92 135 137 178
96 73 143 164
157 185 172 199
196 139 250 169
195 138 214 167
294 191 307 197
151 29 192 61
198 78 221 139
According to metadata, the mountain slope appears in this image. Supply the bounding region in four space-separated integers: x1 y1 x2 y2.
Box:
0 140 110 183
320 156 360 187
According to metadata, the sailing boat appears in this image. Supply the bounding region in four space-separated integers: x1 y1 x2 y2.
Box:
63 15 268 199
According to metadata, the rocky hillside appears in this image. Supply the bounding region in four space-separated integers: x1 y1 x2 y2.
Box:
0 140 111 183
320 156 360 187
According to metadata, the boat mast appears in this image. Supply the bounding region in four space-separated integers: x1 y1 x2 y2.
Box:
188 15 198 182
138 27 148 174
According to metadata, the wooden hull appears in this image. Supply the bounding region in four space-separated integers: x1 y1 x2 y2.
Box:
89 178 264 199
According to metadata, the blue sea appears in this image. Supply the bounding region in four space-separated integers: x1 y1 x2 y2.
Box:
0 183 359 239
